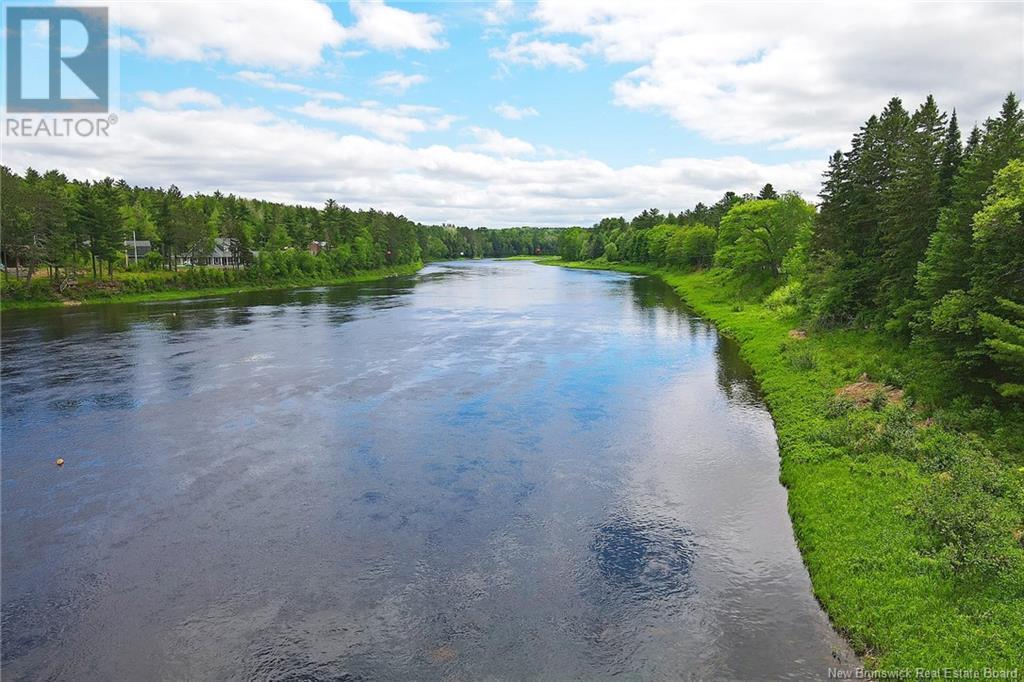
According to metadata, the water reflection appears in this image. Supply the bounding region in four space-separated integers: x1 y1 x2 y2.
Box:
1 260 853 679
715 336 763 406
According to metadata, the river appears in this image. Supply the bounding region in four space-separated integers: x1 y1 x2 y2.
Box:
1 260 853 679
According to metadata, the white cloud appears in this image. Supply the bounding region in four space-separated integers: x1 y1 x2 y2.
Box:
493 102 539 120
373 71 429 94
118 0 345 69
293 101 457 142
459 127 536 157
4 103 823 227
234 71 345 102
528 0 1023 149
482 0 515 26
137 87 221 110
490 33 586 71
349 0 445 51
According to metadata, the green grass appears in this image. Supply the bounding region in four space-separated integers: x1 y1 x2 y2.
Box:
498 254 563 262
0 263 423 311
547 258 1024 670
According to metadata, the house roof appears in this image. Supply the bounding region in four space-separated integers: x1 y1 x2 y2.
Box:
210 237 235 258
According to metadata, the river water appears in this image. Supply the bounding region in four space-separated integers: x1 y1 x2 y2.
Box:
1 260 853 679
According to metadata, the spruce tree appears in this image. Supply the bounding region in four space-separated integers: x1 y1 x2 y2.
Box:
877 95 946 333
938 110 963 204
915 93 1024 314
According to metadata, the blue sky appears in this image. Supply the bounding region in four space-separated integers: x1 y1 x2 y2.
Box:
4 1 1022 226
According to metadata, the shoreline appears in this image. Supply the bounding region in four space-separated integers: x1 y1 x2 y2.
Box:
530 256 1022 670
0 263 424 312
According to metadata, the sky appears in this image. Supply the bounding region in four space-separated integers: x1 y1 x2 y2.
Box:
2 0 1022 226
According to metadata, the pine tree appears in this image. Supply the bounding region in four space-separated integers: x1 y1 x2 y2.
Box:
157 185 184 268
938 110 963 203
915 94 1024 315
979 298 1024 399
877 95 946 333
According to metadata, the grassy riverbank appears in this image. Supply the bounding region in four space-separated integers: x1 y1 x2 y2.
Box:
0 263 423 311
541 257 1024 670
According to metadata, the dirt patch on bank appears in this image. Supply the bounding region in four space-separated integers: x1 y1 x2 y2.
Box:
836 373 904 407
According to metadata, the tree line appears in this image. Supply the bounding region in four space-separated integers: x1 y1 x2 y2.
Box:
0 170 562 285
557 93 1023 402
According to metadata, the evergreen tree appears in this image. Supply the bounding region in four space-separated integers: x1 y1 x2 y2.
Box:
971 159 1024 397
877 95 946 333
915 93 1024 330
938 110 963 203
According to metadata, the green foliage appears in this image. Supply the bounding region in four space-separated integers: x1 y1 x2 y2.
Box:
979 298 1024 398
141 250 164 271
917 451 1023 580
557 227 588 261
824 394 855 418
603 241 619 262
764 280 803 316
677 224 717 268
869 388 889 411
778 337 819 369
715 194 815 284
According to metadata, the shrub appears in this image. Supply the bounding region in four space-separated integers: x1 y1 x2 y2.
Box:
916 453 1023 581
142 250 164 271
876 405 917 458
764 280 803 316
870 388 889 411
788 347 817 370
825 395 856 418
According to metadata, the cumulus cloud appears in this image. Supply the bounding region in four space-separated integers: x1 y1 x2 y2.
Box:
114 0 446 69
118 0 345 69
3 103 823 226
137 87 222 110
235 71 345 102
349 0 445 51
459 127 536 157
527 0 1023 149
493 102 539 120
373 71 429 94
292 100 458 142
490 33 586 71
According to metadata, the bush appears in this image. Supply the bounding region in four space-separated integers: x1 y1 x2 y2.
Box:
825 395 855 418
870 388 889 411
916 428 975 474
764 280 803 316
916 453 1023 580
142 250 164 271
875 405 917 457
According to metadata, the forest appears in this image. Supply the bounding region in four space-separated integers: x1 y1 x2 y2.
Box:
0 169 559 303
558 93 1024 405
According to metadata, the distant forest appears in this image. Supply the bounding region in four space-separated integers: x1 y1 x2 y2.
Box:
0 169 562 279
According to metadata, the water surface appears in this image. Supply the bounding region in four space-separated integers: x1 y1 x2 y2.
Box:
1 260 853 679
